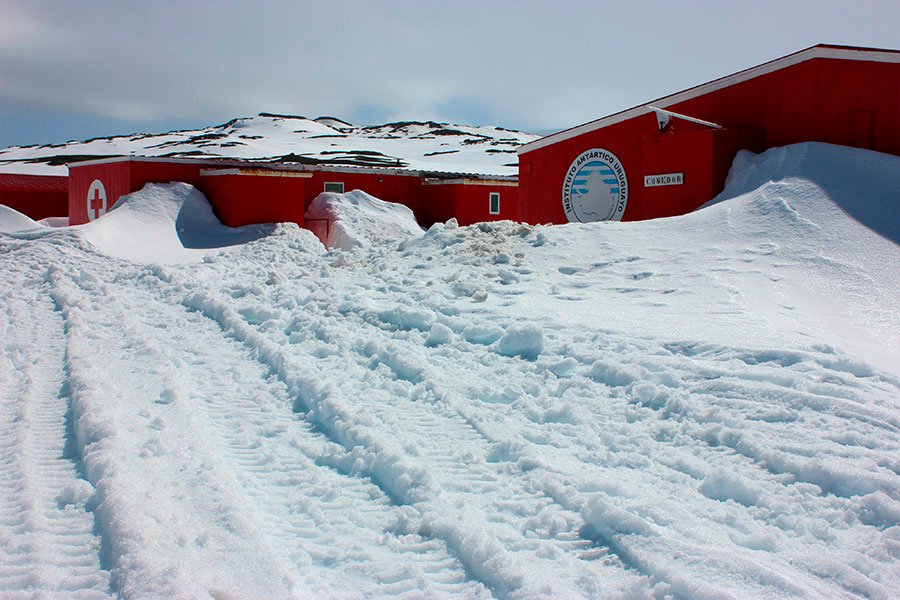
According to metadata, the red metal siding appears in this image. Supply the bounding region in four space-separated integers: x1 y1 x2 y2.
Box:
200 174 307 227
0 191 68 220
68 162 131 225
130 161 202 193
66 159 521 232
670 58 900 155
421 186 457 225
454 185 520 226
640 127 715 220
0 174 68 220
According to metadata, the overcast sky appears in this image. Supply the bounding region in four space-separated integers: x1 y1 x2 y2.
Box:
1 0 897 148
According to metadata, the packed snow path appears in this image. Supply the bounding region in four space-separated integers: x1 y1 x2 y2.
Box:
1 143 899 598
0 239 110 598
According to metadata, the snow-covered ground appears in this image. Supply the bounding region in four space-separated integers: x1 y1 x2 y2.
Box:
0 114 537 177
1 142 898 598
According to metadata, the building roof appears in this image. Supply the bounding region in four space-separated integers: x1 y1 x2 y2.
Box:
519 44 900 156
0 173 68 192
67 155 518 182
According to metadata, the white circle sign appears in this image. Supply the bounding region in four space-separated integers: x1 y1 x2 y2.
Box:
561 148 628 222
86 179 107 222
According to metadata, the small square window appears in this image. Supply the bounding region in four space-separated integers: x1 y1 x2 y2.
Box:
489 192 500 215
324 182 344 193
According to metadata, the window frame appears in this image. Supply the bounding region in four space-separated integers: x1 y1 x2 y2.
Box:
324 181 345 193
489 191 501 215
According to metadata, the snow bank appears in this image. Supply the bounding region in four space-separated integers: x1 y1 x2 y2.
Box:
306 190 424 250
2 142 899 598
78 182 276 264
39 216 69 227
0 204 43 233
707 142 900 244
691 143 900 373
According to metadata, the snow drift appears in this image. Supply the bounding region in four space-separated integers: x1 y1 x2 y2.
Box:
0 204 43 233
306 189 424 250
78 183 277 264
694 143 900 373
1 143 899 599
707 142 900 244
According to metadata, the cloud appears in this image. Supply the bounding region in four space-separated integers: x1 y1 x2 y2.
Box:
1 0 898 142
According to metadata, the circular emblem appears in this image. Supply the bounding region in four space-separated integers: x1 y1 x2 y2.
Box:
561 148 628 222
86 179 108 222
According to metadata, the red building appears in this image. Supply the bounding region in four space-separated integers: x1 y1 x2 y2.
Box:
0 173 68 221
66 157 518 230
518 44 900 224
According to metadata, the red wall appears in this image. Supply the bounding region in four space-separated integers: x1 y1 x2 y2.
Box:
420 184 518 226
520 56 900 224
200 174 306 227
671 58 900 155
520 114 653 225
422 185 457 225
69 162 131 224
131 161 202 193
456 185 520 226
68 159 522 230
0 175 68 220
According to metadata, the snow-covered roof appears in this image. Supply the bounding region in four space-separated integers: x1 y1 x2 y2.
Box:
0 173 68 191
519 44 900 155
68 155 519 182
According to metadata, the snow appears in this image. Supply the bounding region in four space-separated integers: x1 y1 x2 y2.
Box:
0 114 537 177
38 216 70 228
78 182 281 264
495 324 544 360
306 189 424 251
0 204 43 233
1 142 899 598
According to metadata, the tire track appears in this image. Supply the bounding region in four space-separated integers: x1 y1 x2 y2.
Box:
91 266 491 598
48 265 310 597
0 284 111 598
175 271 651 597
260 277 878 598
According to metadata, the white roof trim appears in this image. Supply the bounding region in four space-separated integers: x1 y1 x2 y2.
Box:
647 106 723 129
519 45 900 155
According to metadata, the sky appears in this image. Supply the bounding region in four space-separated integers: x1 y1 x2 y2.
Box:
0 0 898 148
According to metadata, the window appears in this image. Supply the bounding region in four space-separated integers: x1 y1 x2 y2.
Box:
324 182 344 193
489 192 500 215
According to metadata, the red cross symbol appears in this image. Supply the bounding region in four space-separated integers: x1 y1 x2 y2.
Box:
91 187 105 219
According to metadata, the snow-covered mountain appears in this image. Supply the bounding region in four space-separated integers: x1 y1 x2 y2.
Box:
0 113 538 177
1 143 899 598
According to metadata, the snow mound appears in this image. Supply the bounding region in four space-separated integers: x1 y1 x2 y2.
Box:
39 216 69 228
705 142 900 244
495 324 544 360
79 183 275 264
0 204 43 233
689 143 900 372
306 190 424 250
